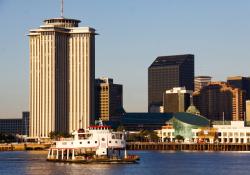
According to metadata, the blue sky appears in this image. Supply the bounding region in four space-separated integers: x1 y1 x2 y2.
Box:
0 0 250 118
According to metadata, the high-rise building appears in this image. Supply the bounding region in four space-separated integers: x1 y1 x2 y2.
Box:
246 101 250 123
29 17 96 138
163 87 192 113
195 76 212 91
22 111 30 136
148 54 194 112
193 82 246 121
95 78 124 121
227 76 250 99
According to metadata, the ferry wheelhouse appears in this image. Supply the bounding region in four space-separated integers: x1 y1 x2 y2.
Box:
47 124 139 163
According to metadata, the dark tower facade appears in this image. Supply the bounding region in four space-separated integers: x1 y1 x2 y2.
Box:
227 76 250 100
148 54 194 112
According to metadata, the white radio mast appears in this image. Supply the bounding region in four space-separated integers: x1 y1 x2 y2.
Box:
61 0 64 18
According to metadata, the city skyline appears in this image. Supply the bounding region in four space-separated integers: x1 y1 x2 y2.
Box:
1 0 250 118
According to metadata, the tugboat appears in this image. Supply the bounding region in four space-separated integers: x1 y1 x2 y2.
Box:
47 121 139 164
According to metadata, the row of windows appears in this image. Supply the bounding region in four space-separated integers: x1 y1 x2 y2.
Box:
77 140 121 145
218 132 250 137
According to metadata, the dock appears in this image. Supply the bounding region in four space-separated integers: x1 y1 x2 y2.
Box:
0 143 50 151
127 142 250 151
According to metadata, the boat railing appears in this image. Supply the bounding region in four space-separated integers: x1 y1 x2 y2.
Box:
57 138 74 141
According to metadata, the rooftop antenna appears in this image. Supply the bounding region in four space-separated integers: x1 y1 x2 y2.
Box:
61 0 64 18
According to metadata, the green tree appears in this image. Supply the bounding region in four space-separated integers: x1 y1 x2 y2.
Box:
175 135 184 142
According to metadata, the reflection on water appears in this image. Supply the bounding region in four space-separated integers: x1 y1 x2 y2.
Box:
1 151 250 175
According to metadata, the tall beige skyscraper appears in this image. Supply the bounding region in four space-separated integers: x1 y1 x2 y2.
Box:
29 17 96 138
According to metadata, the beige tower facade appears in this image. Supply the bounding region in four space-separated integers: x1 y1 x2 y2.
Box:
29 18 96 138
246 101 250 122
95 78 123 121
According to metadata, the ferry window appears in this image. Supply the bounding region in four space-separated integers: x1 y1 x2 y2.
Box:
88 141 90 144
240 133 245 137
71 142 73 145
112 135 115 139
95 141 97 144
115 141 118 144
80 142 82 144
109 141 111 143
218 132 221 136
102 138 105 141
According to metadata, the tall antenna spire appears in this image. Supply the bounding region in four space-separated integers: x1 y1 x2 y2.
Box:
61 0 64 18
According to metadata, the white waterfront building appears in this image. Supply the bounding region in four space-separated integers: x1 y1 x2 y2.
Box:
192 121 250 144
213 121 250 143
156 124 175 142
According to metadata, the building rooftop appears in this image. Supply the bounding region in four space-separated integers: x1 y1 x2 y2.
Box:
195 76 212 79
173 112 209 126
43 17 81 28
105 112 210 130
149 54 194 68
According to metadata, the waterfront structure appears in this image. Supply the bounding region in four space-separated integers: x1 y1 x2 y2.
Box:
194 76 212 91
95 77 123 121
0 112 29 135
156 123 175 142
193 82 246 121
246 100 250 123
163 87 192 113
198 121 250 143
227 76 250 99
154 113 209 142
148 54 194 112
106 112 209 135
29 17 96 138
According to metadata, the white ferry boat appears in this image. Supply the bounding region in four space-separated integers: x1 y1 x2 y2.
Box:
47 122 139 164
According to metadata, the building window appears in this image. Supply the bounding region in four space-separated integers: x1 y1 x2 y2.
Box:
240 133 245 137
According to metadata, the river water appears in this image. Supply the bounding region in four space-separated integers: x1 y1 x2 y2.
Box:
1 151 250 175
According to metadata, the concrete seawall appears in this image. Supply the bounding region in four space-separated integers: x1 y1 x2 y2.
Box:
127 142 250 151
0 143 50 151
2 142 250 152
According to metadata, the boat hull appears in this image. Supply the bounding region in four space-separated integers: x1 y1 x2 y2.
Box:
47 157 139 164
